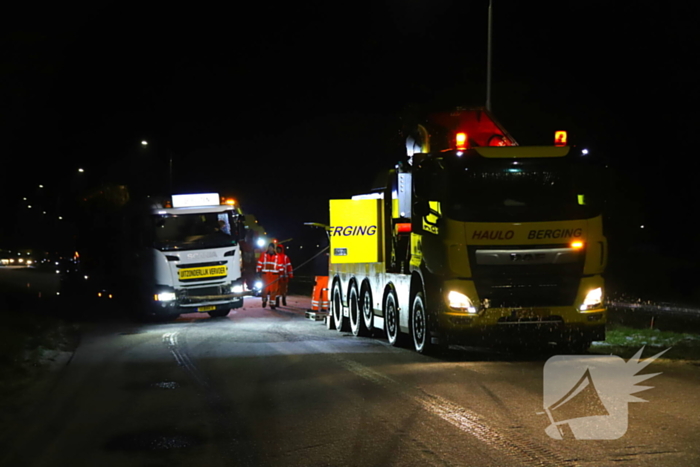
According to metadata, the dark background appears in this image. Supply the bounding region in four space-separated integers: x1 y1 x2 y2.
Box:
2 1 699 284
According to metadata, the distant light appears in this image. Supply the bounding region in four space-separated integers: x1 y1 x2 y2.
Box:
456 151 463 157
640 225 645 229
581 149 589 155
78 168 84 173
39 184 44 188
256 238 266 248
58 216 63 220
141 140 148 146
27 205 32 209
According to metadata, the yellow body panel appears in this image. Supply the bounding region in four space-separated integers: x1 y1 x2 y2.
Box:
329 199 383 264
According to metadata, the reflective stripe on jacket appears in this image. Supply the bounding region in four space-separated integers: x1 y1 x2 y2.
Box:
257 252 284 273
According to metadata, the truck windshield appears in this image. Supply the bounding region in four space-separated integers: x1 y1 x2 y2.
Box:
152 211 238 251
443 157 603 222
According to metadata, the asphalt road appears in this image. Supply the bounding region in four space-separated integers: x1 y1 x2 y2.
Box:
1 273 700 466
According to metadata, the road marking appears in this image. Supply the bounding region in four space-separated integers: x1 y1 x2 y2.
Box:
162 331 208 389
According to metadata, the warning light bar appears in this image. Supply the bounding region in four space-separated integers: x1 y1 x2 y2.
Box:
554 131 567 147
172 193 220 208
455 132 468 151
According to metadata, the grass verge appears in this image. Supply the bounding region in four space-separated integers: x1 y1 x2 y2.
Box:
590 324 700 361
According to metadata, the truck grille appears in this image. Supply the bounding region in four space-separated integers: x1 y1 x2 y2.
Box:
468 245 584 308
179 284 231 303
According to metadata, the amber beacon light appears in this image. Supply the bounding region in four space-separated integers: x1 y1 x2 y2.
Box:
554 131 567 147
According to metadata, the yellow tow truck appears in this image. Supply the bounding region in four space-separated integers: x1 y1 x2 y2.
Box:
327 107 607 353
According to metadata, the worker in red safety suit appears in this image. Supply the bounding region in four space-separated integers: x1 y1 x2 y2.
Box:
257 243 283 309
275 244 293 306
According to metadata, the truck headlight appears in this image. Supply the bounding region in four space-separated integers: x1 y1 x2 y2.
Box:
448 291 477 313
155 292 177 302
580 287 603 311
254 280 263 290
231 284 244 294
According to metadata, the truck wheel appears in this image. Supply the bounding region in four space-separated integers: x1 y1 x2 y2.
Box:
384 291 401 346
348 286 365 337
325 307 336 330
411 291 431 354
360 287 374 334
332 283 348 332
208 309 230 318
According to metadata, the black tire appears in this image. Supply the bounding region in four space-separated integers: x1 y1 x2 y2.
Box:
411 291 431 354
325 308 336 330
360 286 374 335
208 309 230 318
384 290 401 346
348 286 359 336
332 283 348 332
349 286 366 337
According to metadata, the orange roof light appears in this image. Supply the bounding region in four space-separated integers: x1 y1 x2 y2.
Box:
224 198 236 206
570 241 584 250
554 131 567 147
455 132 468 150
396 223 411 234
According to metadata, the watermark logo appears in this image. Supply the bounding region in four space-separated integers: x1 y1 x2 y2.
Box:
541 346 669 440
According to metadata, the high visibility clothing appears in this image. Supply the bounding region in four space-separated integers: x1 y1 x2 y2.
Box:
310 276 329 311
257 250 284 303
276 245 293 299
276 245 294 279
257 251 284 274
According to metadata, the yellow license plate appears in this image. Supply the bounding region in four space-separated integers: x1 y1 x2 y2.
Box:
178 265 227 280
198 306 216 312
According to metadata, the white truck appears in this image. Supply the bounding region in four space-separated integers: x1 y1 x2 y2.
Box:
63 190 249 319
144 193 247 317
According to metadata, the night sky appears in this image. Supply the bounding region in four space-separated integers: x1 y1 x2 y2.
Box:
2 1 699 262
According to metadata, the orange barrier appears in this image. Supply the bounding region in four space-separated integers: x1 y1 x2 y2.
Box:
310 276 330 311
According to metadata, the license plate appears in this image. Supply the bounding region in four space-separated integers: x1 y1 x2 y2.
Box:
198 305 216 312
178 265 227 280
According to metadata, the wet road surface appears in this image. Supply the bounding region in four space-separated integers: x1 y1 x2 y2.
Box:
2 292 700 466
